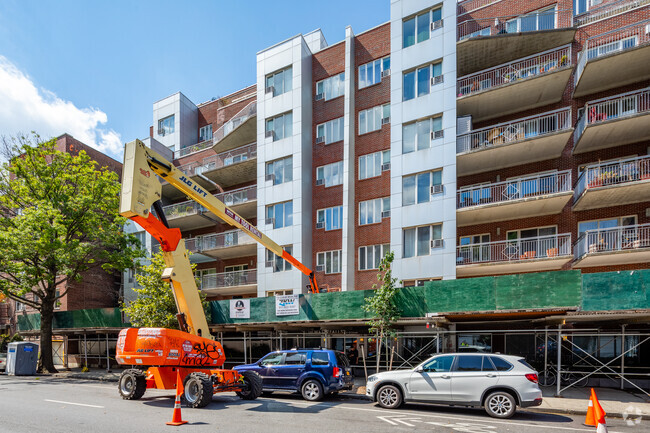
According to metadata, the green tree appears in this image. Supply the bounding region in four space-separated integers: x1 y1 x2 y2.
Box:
0 135 142 373
121 251 211 330
362 251 401 373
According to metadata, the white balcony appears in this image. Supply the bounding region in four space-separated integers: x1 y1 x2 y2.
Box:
212 100 256 154
457 45 573 122
457 170 572 227
573 88 650 154
213 185 257 220
573 155 650 211
195 230 257 260
175 139 213 159
574 0 650 27
456 108 572 176
201 269 257 297
574 224 650 268
456 233 572 277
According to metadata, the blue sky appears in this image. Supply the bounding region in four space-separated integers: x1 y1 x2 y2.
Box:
0 0 387 159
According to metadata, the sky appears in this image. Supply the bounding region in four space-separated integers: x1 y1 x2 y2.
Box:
0 0 388 160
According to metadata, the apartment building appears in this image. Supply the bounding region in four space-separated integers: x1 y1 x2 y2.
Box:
145 0 650 302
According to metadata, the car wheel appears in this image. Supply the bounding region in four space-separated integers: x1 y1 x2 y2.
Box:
301 379 323 401
484 391 516 419
236 370 263 400
118 369 146 400
183 372 213 408
376 384 402 409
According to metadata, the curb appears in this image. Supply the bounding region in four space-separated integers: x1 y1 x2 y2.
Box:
526 406 650 421
52 373 119 382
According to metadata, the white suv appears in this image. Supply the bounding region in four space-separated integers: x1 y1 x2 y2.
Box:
366 353 542 418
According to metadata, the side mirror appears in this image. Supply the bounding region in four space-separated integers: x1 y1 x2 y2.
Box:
415 366 424 373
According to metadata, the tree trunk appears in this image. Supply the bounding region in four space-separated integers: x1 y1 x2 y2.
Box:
375 334 382 374
39 303 57 373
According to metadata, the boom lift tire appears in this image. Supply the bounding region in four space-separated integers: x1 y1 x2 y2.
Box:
183 372 213 408
236 370 263 400
118 369 146 400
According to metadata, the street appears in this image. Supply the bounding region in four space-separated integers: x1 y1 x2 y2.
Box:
0 375 642 433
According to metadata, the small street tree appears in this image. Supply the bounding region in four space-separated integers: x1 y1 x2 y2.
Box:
0 135 142 373
362 251 401 373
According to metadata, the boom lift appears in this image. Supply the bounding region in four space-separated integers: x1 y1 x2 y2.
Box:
115 139 318 407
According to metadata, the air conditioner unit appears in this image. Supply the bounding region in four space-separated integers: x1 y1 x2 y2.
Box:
431 130 444 140
381 162 391 171
316 221 325 229
430 184 444 195
381 117 390 125
265 85 275 94
265 130 275 139
431 19 443 31
315 93 325 101
158 129 165 136
265 217 275 226
265 260 274 268
431 239 444 249
431 75 444 86
315 136 325 144
316 265 325 272
265 174 275 182
315 178 325 186
381 69 391 78
381 210 391 219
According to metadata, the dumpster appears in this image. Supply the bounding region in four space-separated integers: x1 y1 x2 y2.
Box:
6 342 39 375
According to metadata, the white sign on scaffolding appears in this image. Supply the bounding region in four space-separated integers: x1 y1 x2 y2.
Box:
275 294 300 316
230 299 250 319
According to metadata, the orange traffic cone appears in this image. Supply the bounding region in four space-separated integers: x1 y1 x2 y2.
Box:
167 370 188 426
584 388 607 431
584 388 597 427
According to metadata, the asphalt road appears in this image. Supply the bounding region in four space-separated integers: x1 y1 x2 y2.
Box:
0 375 643 433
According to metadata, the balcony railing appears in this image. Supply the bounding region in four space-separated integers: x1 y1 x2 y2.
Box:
457 170 571 208
201 269 257 290
213 100 257 144
457 45 571 97
214 184 257 207
457 108 571 154
163 200 202 220
574 0 650 27
200 230 255 251
574 223 650 260
457 233 572 265
574 88 650 144
457 9 572 41
574 154 650 201
175 139 213 159
176 143 257 177
457 0 503 16
575 19 650 85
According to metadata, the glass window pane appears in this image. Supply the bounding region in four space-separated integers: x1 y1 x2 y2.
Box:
403 123 415 153
285 201 292 227
417 12 429 43
359 65 366 89
432 117 442 132
285 157 293 182
417 120 430 150
403 175 415 206
333 251 340 272
374 245 382 268
432 170 442 185
275 160 283 184
326 251 332 273
275 203 283 228
374 107 382 131
359 155 366 179
374 60 381 84
417 172 430 203
432 62 442 77
285 68 292 93
432 224 442 240
383 57 390 71
359 111 366 134
360 247 366 270
403 71 415 101
404 228 415 258
403 17 416 48
417 67 430 97
417 226 430 256
432 8 442 22
359 202 366 225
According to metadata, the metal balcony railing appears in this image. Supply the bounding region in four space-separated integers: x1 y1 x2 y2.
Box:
199 230 256 251
574 87 650 144
214 185 257 207
163 200 202 220
213 100 257 144
457 45 571 97
575 19 650 85
574 154 650 201
176 143 257 177
456 108 571 154
574 0 650 27
457 0 504 16
574 223 650 260
457 233 572 265
175 139 213 159
457 9 573 41
457 170 571 208
201 269 257 290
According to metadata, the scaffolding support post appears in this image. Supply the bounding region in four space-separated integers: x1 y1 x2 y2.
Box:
64 336 69 371
243 331 247 365
556 325 562 397
544 326 548 375
106 334 111 373
621 324 626 390
83 333 88 368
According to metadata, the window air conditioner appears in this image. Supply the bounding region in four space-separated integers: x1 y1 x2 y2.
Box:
381 162 391 171
316 222 325 229
431 239 444 249
265 174 275 182
431 75 444 86
265 86 274 94
265 130 275 139
315 93 324 101
431 184 444 195
381 117 391 125
265 218 275 226
381 69 391 78
315 136 326 144
431 130 444 140
316 265 325 272
315 178 325 186
265 260 274 268
381 210 391 219
431 19 443 31
158 129 165 136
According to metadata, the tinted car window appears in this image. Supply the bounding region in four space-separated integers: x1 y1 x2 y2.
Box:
421 355 454 372
490 356 513 371
312 352 329 366
260 353 284 366
518 359 534 370
482 356 496 371
284 352 306 365
335 351 350 367
455 355 482 372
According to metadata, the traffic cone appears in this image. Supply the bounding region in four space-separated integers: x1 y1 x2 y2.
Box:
593 389 608 433
584 388 597 427
167 370 188 426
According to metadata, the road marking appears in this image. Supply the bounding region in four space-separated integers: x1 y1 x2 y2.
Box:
44 399 104 408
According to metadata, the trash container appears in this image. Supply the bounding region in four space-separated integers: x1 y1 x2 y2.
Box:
6 342 39 375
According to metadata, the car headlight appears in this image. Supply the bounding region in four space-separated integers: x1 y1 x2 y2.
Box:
367 375 378 383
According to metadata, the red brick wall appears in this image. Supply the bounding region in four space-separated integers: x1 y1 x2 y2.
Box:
56 134 122 177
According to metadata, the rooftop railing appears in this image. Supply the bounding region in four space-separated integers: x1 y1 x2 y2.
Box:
574 154 650 202
574 87 650 144
575 19 650 85
457 233 572 265
214 184 257 207
175 138 213 159
574 223 650 260
176 143 256 177
457 170 571 208
457 108 571 154
457 9 573 41
202 269 257 290
213 100 257 145
457 0 504 16
457 45 571 98
574 0 650 27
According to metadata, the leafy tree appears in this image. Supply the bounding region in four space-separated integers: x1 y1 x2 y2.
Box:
362 251 401 373
121 251 211 330
1 333 23 352
0 134 142 373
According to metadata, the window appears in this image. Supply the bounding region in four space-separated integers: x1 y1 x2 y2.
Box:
312 352 330 365
316 72 345 101
359 104 390 134
16 299 25 311
261 353 284 366
158 115 175 136
359 150 390 180
506 6 556 33
359 197 390 226
403 62 442 101
403 224 443 258
55 289 61 310
317 205 343 231
199 124 212 142
575 0 603 16
284 352 307 365
266 289 293 297
266 245 293 272
196 268 216 289
403 7 443 48
358 57 390 89
489 356 513 371
266 66 292 97
459 234 491 262
316 117 344 144
359 244 390 270
403 116 443 154
454 355 483 372
316 161 343 187
266 156 293 185
421 355 454 372
587 36 638 60
402 170 442 206
578 216 636 235
265 112 293 141
506 226 558 259
317 250 342 274
266 201 293 229
224 264 248 272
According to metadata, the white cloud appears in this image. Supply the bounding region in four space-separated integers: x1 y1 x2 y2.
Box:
0 55 122 157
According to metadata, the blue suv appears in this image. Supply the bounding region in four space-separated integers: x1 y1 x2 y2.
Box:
233 349 354 401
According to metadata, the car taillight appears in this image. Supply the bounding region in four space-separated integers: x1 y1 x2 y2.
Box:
525 373 538 383
333 367 341 378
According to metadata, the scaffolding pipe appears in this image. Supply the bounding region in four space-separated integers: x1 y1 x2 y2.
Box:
83 334 87 368
556 325 562 397
105 334 110 372
621 324 626 390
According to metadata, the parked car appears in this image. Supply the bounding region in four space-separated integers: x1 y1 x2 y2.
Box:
0 352 6 372
233 349 353 401
366 353 542 418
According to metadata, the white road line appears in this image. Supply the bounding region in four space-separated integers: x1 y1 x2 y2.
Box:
44 399 104 408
